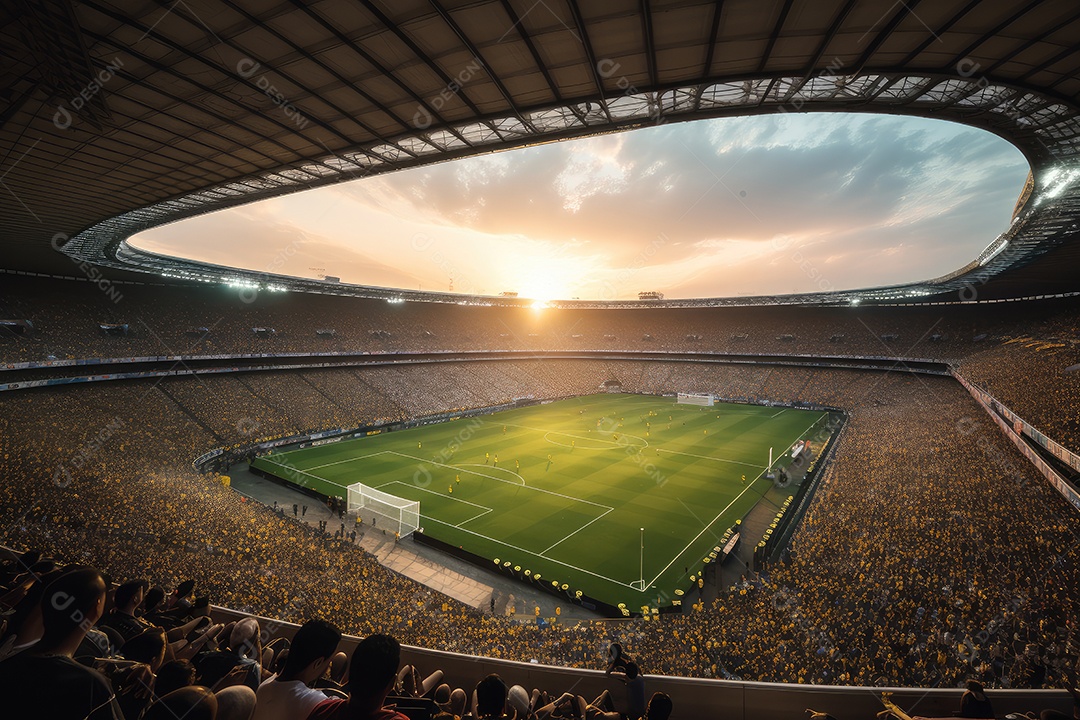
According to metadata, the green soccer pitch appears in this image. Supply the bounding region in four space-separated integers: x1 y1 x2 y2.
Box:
251 394 831 610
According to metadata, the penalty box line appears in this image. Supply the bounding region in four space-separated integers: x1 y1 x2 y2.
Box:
420 514 636 590
379 480 493 528
256 457 351 493
390 452 613 511
644 412 828 589
272 450 618 547
391 452 623 580
539 507 614 556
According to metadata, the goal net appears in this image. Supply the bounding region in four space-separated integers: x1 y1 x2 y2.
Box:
677 392 714 407
346 482 420 537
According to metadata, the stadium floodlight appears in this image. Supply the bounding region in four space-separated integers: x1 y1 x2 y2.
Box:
347 482 420 537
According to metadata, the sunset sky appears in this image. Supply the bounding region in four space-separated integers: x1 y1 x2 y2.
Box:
131 112 1029 301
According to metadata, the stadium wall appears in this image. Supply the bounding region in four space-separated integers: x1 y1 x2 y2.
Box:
207 606 1073 720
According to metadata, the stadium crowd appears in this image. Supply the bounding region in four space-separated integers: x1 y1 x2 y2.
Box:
1 358 1079 718
959 328 1080 452
0 551 676 720
4 275 1074 365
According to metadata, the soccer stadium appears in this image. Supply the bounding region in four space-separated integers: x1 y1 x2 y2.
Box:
1 2 1079 720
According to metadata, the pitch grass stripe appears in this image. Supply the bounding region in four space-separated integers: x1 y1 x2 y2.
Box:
454 462 527 487
388 452 612 510
540 507 614 556
503 422 649 450
306 450 391 472
382 481 491 511
654 447 766 469
420 515 636 590
251 394 830 604
644 412 827 589
380 481 493 527
257 457 350 492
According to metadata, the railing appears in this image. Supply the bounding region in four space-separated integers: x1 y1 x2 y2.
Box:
953 370 1080 512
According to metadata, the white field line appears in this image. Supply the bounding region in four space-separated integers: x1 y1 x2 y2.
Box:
255 457 351 491
379 481 493 527
655 448 765 470
502 421 649 450
455 509 494 528
388 452 613 511
380 481 491 511
419 515 636 590
543 433 621 450
644 412 827 589
540 507 615 556
454 462 526 487
306 450 391 472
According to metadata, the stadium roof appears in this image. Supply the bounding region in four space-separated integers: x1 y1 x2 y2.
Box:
2 0 1079 306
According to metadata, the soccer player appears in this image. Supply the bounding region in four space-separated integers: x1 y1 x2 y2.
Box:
741 474 746 485
448 486 453 494
502 425 506 434
485 452 490 464
417 441 422 449
455 474 460 484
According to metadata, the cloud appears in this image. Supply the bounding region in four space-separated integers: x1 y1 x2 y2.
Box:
131 207 422 290
129 112 1029 299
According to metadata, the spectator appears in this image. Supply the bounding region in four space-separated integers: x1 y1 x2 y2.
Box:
196 617 263 692
218 685 258 720
475 674 510 719
643 692 672 720
507 685 531 719
120 626 168 672
0 567 123 719
307 633 408 720
156 658 197 698
960 679 994 718
144 686 217 720
255 618 342 720
97 579 150 643
609 662 646 720
449 687 468 718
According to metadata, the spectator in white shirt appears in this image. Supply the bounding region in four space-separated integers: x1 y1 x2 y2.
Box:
254 619 342 720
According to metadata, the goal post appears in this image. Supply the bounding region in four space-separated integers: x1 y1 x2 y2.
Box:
346 482 420 537
677 392 714 407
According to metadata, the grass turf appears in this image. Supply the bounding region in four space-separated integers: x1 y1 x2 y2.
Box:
251 394 828 610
